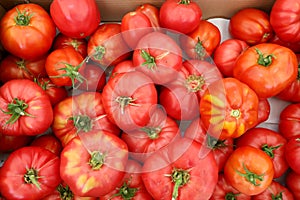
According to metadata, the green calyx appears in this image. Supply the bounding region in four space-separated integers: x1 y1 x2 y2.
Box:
70 115 93 133
115 96 140 115
93 46 106 61
89 151 106 170
57 184 74 200
230 109 241 118
14 8 33 26
24 168 40 189
179 0 191 4
1 98 35 124
110 181 138 200
195 37 206 59
206 134 228 150
140 126 162 139
261 144 282 159
272 192 283 200
168 168 191 200
185 74 205 92
141 49 156 70
256 48 275 67
225 192 239 200
236 163 264 186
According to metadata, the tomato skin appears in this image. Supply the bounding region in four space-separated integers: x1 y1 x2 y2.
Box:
285 136 300 174
224 146 274 196
0 146 61 200
77 63 106 91
252 181 294 200
286 170 300 199
269 35 300 53
50 0 101 38
0 132 33 153
233 43 298 99
0 54 48 83
180 20 221 59
135 3 160 30
30 133 63 156
229 8 273 45
110 60 135 79
0 79 53 136
235 127 289 178
270 0 300 43
87 23 131 67
159 0 202 34
213 39 249 77
200 77 259 140
60 130 128 197
0 3 56 60
257 98 271 124
279 103 300 140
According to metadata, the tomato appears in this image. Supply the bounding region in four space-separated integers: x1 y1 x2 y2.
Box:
210 173 251 200
233 43 298 99
229 8 273 45
102 71 157 132
50 0 101 38
285 136 300 174
270 0 300 43
87 23 131 67
0 3 56 60
121 106 181 162
269 35 300 53
132 31 183 85
135 3 160 30
159 0 202 34
142 138 218 200
52 92 120 147
110 60 135 79
60 130 128 197
52 33 88 58
184 117 234 172
0 54 48 83
235 127 289 178
286 170 300 199
200 77 259 140
30 133 63 156
0 132 33 153
0 146 61 200
45 46 86 88
213 38 249 77
0 79 53 136
279 103 300 140
159 59 222 120
121 11 153 49
180 19 221 59
224 146 274 196
257 98 271 124
276 54 300 103
252 181 294 200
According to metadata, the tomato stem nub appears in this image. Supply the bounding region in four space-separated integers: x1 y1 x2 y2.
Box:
93 46 106 61
179 0 191 4
170 168 190 200
109 181 138 199
70 115 93 133
24 168 41 190
206 134 228 150
115 96 140 114
256 48 275 67
57 184 74 200
185 74 205 92
195 37 206 59
225 192 239 200
261 144 282 159
141 127 162 139
14 8 33 26
141 49 157 70
230 109 240 118
236 163 264 186
89 151 105 170
271 192 283 200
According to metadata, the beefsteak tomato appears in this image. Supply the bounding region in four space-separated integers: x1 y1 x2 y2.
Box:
252 181 294 200
286 170 300 199
285 136 300 174
279 103 300 140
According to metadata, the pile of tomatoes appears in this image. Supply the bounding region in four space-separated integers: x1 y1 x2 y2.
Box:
0 0 300 199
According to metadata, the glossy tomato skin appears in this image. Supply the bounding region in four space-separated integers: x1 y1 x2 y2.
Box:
269 35 300 53
50 0 101 38
77 63 106 91
52 92 120 147
224 146 274 196
159 0 202 34
235 127 289 178
257 98 271 124
252 181 294 200
200 77 259 140
30 133 63 156
135 3 160 30
87 23 131 67
233 43 298 99
0 3 56 60
0 132 33 153
60 130 128 197
0 146 61 200
110 60 135 79
142 138 218 200
0 54 48 83
229 8 273 45
279 103 300 140
286 170 300 199
285 136 300 174
0 79 53 136
270 0 300 43
213 38 249 77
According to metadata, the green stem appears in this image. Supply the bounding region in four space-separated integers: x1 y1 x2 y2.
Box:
225 192 239 200
24 168 40 189
235 163 264 186
261 144 282 159
115 96 140 114
57 184 74 200
194 37 206 59
272 192 283 200
179 0 190 4
70 115 93 133
185 74 205 92
92 46 106 61
141 49 156 70
206 134 227 150
256 48 275 67
109 181 138 200
89 151 106 170
14 8 33 26
230 109 240 118
140 127 162 139
170 168 190 200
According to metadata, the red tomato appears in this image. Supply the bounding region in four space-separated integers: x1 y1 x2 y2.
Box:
50 0 101 38
229 8 273 45
121 106 181 162
270 0 300 43
210 173 251 200
252 181 294 200
135 3 161 30
285 136 300 174
30 133 63 156
213 38 249 77
200 77 259 140
0 132 33 153
132 31 183 85
52 92 120 147
235 127 289 178
60 130 128 197
257 98 271 124
269 34 300 53
102 71 157 131
279 103 300 140
0 79 53 136
142 138 218 200
184 117 234 172
110 60 135 79
224 146 274 196
233 43 298 99
77 63 106 91
87 23 131 67
0 3 56 60
0 146 61 200
286 170 300 199
0 54 48 83
52 33 88 58
159 0 202 34
180 20 221 59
